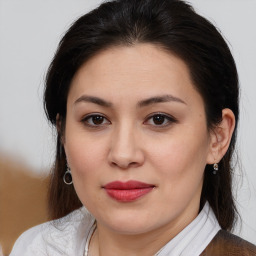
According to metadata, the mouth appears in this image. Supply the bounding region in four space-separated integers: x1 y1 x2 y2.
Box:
103 180 155 202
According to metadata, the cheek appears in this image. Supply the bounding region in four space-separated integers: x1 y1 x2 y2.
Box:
64 136 108 206
64 132 108 182
149 130 209 180
150 136 208 208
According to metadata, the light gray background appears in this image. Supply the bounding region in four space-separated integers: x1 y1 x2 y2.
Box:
0 0 255 244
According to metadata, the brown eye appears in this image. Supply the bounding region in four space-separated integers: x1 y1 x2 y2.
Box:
92 115 104 125
152 115 165 125
144 113 178 127
82 114 110 127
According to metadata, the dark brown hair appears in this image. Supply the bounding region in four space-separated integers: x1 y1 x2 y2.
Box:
44 0 239 231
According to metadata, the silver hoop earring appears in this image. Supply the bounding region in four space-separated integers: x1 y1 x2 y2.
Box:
213 163 219 175
63 165 73 185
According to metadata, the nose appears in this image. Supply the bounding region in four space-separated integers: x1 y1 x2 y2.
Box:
108 124 145 169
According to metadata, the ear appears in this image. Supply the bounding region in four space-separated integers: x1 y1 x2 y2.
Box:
207 108 236 164
56 113 65 144
56 113 61 133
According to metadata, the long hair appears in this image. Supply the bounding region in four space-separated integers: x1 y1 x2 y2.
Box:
44 0 239 231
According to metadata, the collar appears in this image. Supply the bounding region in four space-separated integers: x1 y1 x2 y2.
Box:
156 202 221 256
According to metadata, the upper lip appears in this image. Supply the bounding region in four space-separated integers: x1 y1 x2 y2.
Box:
103 180 155 190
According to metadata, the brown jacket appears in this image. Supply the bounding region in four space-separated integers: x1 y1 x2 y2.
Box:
201 230 256 256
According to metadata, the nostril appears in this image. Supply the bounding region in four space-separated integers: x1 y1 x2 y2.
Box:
110 160 139 169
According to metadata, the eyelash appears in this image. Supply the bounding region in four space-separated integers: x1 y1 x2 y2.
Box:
144 112 178 127
81 112 178 128
81 113 110 128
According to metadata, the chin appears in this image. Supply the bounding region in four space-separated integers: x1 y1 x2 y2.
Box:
107 221 153 235
97 210 162 235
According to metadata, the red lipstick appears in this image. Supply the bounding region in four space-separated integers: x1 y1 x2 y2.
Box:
103 180 155 202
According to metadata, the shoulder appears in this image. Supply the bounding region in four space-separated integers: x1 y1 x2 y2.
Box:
9 223 48 256
201 230 256 256
10 207 95 256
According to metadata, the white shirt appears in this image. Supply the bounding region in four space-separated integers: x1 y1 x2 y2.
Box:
10 202 220 256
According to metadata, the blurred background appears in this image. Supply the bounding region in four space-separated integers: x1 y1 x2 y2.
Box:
0 0 256 255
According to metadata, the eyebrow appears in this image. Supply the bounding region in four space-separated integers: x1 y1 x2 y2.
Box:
74 94 186 108
137 94 186 107
74 95 112 107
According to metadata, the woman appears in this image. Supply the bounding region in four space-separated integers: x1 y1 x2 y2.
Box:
10 0 256 255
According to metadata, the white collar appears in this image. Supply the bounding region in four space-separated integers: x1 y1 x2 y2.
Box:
156 202 220 256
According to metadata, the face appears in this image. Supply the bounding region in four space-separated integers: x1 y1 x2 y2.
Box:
64 44 214 236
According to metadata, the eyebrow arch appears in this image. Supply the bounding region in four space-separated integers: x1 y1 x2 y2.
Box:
137 94 186 107
74 95 112 108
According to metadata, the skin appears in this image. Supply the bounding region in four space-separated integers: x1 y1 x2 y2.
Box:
63 43 235 255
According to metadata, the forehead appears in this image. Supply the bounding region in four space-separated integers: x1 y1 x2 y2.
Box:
68 43 201 106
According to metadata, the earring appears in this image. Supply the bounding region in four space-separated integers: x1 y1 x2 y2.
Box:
213 163 219 175
63 164 73 185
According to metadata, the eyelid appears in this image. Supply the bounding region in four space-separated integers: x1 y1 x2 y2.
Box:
144 112 178 126
81 113 111 127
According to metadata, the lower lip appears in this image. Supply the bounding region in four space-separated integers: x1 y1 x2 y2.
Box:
105 187 154 202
